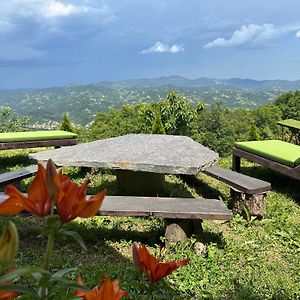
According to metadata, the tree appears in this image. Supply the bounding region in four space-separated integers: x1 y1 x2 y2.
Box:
151 109 165 134
0 107 29 132
60 113 75 132
160 91 196 136
253 104 282 139
248 125 260 141
274 91 300 120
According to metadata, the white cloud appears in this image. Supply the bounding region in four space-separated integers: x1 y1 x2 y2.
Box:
204 23 289 49
0 1 116 62
0 1 116 33
296 30 300 38
44 1 88 17
141 41 184 54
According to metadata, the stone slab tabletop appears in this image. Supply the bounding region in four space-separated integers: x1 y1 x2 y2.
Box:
29 134 219 175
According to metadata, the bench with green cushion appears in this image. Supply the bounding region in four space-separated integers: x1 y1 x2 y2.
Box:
0 130 77 150
232 140 300 180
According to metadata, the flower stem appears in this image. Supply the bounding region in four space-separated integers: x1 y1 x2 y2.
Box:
40 231 55 300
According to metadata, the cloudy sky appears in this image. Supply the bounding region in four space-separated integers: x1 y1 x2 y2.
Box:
1 0 300 88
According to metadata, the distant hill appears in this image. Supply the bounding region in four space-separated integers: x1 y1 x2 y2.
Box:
0 76 299 125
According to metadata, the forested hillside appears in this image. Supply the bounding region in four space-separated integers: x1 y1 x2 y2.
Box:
1 89 300 157
81 90 299 156
2 76 300 125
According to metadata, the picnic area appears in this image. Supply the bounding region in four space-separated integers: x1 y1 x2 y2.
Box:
0 91 299 299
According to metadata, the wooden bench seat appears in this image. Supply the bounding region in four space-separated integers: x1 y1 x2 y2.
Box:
97 196 232 220
202 165 271 218
0 165 38 188
203 165 271 194
0 193 232 220
0 191 232 247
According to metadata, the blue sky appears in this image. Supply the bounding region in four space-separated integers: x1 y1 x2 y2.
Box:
0 0 300 88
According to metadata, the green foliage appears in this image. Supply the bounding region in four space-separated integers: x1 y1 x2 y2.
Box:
253 104 282 140
87 104 152 141
275 91 300 120
248 124 260 141
160 91 196 136
0 107 29 133
84 89 299 156
151 108 165 134
59 112 75 133
192 102 252 156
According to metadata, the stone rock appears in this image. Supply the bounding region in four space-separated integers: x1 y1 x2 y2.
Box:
230 188 267 218
193 242 207 256
165 223 189 245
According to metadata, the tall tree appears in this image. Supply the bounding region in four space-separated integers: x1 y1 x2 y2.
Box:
60 113 75 132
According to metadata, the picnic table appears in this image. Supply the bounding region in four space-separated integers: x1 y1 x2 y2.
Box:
29 134 219 195
277 119 300 145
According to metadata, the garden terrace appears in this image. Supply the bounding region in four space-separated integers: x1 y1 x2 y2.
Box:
0 148 299 299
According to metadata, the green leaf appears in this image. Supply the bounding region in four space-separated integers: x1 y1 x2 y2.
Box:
51 267 77 279
0 267 49 284
31 272 43 282
49 277 91 291
63 230 87 251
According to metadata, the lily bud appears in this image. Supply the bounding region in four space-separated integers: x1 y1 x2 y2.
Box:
0 222 19 266
46 159 58 203
132 242 144 274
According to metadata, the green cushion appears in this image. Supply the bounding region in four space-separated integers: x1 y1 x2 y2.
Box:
277 119 300 130
0 130 77 142
235 140 300 167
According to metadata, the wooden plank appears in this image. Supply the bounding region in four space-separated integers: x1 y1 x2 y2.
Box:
203 165 271 194
0 139 77 150
232 147 300 181
0 193 232 220
0 165 38 187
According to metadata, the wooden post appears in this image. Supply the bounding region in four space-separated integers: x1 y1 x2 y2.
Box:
232 153 241 172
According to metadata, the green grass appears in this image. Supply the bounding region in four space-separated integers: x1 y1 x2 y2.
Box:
0 149 299 299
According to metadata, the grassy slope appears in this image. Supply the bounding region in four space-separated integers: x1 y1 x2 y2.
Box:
0 149 299 299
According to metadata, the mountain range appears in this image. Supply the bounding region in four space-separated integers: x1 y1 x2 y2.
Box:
0 76 299 125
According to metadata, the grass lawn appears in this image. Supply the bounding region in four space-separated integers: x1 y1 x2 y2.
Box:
0 149 299 299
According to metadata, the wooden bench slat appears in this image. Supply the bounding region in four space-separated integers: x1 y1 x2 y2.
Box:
99 196 232 219
0 165 38 187
203 165 271 194
0 193 232 220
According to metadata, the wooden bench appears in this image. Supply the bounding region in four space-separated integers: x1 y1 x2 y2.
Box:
203 165 271 194
202 165 271 217
0 165 38 188
0 130 77 150
0 192 232 248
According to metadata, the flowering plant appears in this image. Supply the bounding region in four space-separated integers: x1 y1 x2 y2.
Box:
0 160 189 299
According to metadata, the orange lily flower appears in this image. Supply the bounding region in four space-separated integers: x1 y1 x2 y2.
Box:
0 164 52 217
0 284 19 300
0 159 106 223
56 178 106 223
0 267 20 300
75 275 128 300
132 242 189 283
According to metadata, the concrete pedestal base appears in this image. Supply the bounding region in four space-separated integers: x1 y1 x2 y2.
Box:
115 170 165 196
